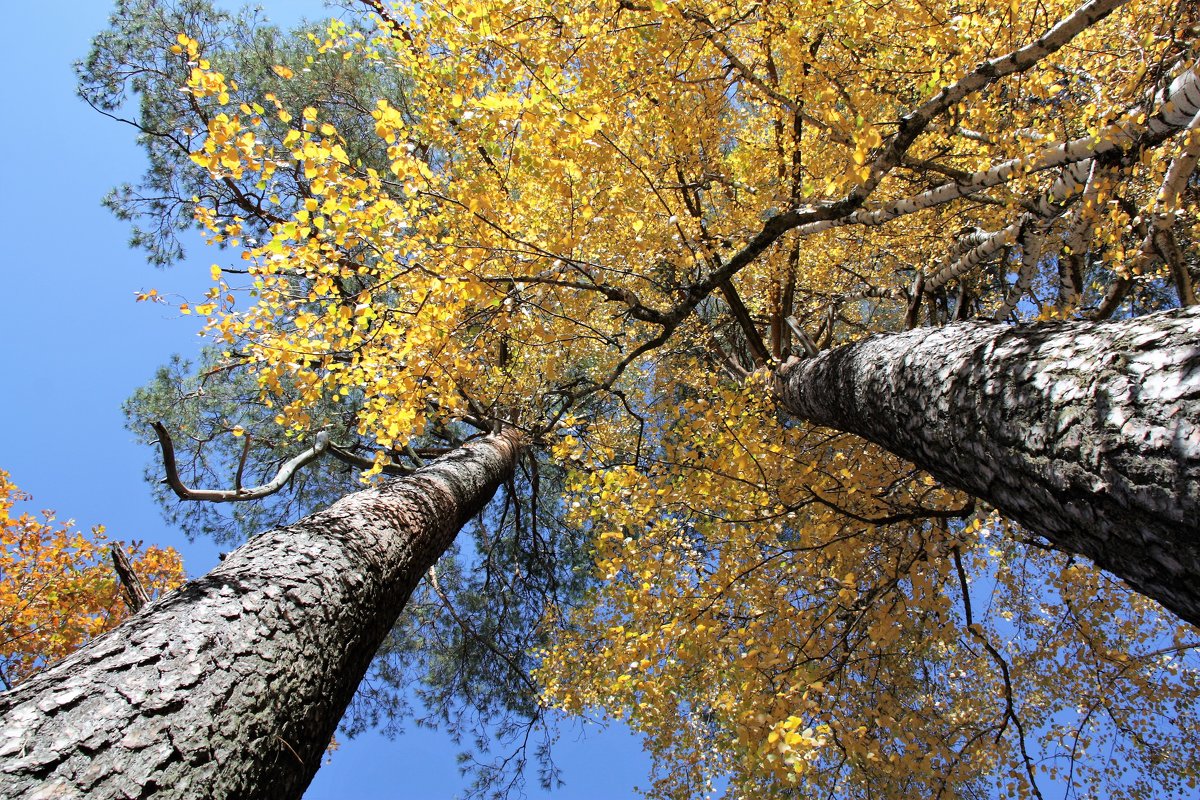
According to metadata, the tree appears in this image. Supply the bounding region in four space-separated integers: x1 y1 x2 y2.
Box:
777 306 1200 626
15 0 1199 796
78 5 587 794
0 430 522 799
0 470 184 690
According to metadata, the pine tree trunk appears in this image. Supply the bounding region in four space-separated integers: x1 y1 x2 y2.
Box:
776 307 1200 626
0 430 524 799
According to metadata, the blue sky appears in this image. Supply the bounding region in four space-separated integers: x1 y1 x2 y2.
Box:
0 2 650 796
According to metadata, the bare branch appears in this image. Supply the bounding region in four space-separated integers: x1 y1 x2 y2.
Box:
152 421 331 502
784 316 820 357
110 544 150 613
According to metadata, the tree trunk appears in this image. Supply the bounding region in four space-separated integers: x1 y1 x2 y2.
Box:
0 430 524 799
776 307 1200 626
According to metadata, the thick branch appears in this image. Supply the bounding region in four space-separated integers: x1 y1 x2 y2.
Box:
795 65 1200 239
153 421 331 502
674 0 1134 327
851 0 1131 200
720 280 771 366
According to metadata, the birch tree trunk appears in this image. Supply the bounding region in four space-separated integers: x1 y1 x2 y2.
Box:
0 430 524 800
776 307 1200 626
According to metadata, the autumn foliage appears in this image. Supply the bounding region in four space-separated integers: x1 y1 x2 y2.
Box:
83 0 1200 795
536 379 1200 798
0 471 184 688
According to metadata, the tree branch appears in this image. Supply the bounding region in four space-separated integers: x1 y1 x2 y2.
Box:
152 421 331 502
110 544 150 613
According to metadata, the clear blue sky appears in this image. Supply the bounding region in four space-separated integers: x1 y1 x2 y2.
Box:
0 2 650 796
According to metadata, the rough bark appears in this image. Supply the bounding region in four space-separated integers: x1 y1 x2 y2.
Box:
776 308 1200 626
0 430 524 800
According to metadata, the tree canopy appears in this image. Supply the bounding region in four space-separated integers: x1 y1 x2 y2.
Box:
81 0 1200 796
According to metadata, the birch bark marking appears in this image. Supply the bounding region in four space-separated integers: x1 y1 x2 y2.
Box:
777 308 1200 626
0 429 524 800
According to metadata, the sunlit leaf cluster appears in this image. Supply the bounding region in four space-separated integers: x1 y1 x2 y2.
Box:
537 377 1200 797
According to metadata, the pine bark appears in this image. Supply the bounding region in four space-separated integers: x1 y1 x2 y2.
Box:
776 307 1200 626
0 430 524 799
